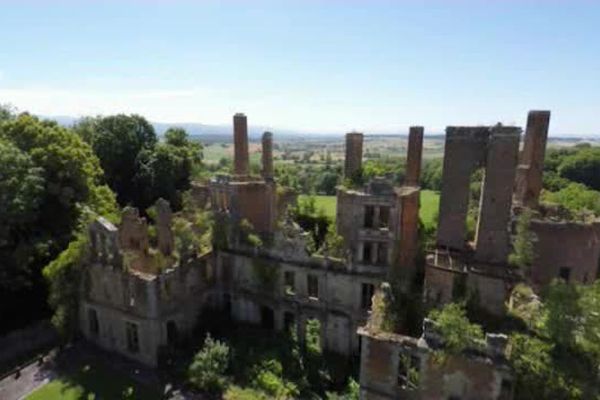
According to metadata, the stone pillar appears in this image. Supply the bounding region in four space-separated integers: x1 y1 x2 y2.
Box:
515 110 551 208
475 126 521 264
391 187 420 289
436 127 488 250
233 113 249 176
344 132 363 179
405 126 424 186
261 131 274 181
155 198 174 256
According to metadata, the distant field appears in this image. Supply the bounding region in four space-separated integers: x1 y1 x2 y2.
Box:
298 190 440 228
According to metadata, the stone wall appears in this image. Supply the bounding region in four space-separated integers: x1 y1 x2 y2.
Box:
530 220 600 287
345 132 364 179
233 113 249 176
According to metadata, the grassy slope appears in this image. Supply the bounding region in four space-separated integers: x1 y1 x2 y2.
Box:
26 361 160 400
298 190 440 229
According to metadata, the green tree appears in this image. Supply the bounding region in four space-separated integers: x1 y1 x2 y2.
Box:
558 147 600 191
542 182 600 216
0 113 117 332
509 208 536 273
428 303 484 355
188 334 231 393
75 114 157 205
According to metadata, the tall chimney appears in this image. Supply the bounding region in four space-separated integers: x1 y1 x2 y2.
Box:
233 113 249 176
405 126 424 186
261 131 274 181
344 132 363 179
515 110 550 208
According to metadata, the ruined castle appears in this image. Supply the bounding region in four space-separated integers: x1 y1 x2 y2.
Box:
79 111 600 399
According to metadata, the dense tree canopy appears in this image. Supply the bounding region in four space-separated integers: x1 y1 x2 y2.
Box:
0 113 117 332
557 147 600 191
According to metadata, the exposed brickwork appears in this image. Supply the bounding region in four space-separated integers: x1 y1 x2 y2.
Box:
233 113 249 176
436 127 488 250
405 126 424 186
530 220 600 287
228 181 276 234
119 207 149 254
475 126 521 264
261 131 274 181
344 132 363 179
515 110 550 208
392 187 420 287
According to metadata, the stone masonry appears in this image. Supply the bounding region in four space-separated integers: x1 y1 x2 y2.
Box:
233 113 249 176
345 132 364 179
405 126 424 186
261 131 274 181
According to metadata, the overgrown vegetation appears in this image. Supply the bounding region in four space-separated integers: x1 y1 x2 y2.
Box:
188 334 231 394
508 208 536 273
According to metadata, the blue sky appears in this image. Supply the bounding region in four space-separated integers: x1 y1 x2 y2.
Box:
0 1 599 135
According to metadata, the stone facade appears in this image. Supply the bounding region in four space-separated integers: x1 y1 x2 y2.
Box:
358 320 513 400
81 212 214 366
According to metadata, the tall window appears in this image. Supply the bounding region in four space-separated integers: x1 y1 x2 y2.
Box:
88 308 99 336
307 274 319 299
284 271 296 295
379 206 390 228
361 283 375 310
126 322 140 353
166 320 178 346
362 242 373 264
364 206 375 228
377 243 388 265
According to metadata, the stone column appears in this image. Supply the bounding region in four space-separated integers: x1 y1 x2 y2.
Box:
233 113 249 176
475 126 521 264
405 126 424 186
515 110 551 208
261 131 274 181
344 132 363 179
155 198 174 256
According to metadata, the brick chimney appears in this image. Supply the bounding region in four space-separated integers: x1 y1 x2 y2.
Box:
344 132 363 179
405 126 424 186
233 113 249 176
261 131 274 181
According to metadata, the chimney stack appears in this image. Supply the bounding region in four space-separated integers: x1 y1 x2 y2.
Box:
233 113 249 176
405 126 424 186
344 132 363 179
515 110 551 208
261 131 274 181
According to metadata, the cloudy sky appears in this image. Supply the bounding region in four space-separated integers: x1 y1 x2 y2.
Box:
1 1 599 135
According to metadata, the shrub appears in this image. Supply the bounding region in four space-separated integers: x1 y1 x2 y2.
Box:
188 334 230 393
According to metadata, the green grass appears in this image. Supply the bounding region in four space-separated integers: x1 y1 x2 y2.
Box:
419 190 440 229
297 190 439 228
26 360 161 400
298 195 338 220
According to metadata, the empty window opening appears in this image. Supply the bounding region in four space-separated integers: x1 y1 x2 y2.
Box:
468 168 484 243
166 320 178 346
499 379 513 400
397 354 421 389
559 267 571 282
306 318 322 354
126 321 140 353
362 242 373 264
284 271 296 295
377 242 388 265
364 205 375 228
223 293 232 318
260 305 275 330
361 283 375 310
284 312 296 334
88 308 99 336
379 206 390 228
307 274 319 299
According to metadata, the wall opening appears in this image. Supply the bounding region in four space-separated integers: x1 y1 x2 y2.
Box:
361 283 375 310
166 320 178 346
307 274 319 299
284 270 296 295
559 267 571 282
260 305 275 330
284 311 296 334
364 205 375 228
88 308 99 336
467 168 484 243
126 321 140 353
305 318 322 354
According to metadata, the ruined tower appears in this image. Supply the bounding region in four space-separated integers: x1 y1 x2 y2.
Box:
405 126 424 186
515 110 551 208
261 131 274 181
155 198 174 256
233 113 249 176
344 132 363 179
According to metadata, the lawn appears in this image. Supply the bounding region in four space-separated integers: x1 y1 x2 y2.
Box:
297 190 439 228
26 360 161 400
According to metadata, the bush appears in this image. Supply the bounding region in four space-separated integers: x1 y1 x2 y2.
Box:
188 334 230 393
428 303 483 355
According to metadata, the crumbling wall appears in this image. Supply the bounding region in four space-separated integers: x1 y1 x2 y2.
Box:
229 181 276 234
233 113 249 176
261 131 274 181
345 132 364 179
530 220 600 286
437 127 488 251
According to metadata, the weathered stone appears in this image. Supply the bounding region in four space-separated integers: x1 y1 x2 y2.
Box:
261 131 274 181
344 132 363 179
233 113 249 176
405 126 424 186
